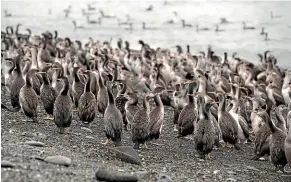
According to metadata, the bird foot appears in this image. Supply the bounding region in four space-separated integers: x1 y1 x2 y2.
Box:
44 115 54 120
102 139 109 145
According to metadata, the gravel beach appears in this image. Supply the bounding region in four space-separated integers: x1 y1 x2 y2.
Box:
1 87 291 182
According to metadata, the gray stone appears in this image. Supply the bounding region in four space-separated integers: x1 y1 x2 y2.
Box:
1 160 15 168
95 167 138 182
44 156 71 166
158 174 173 182
246 166 260 172
108 146 142 165
24 141 45 147
81 127 93 133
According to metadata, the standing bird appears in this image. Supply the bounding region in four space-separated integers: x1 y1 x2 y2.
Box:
267 112 288 172
114 80 128 130
285 108 291 165
131 92 155 149
97 71 108 115
148 87 165 141
53 76 73 134
19 69 39 123
103 84 123 146
178 81 198 138
78 71 97 125
38 66 57 120
72 67 85 111
217 92 239 149
124 92 140 129
10 56 25 112
194 95 216 159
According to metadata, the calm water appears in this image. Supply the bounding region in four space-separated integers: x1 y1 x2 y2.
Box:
2 0 291 68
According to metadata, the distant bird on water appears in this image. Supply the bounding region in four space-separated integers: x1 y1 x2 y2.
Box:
242 22 255 30
146 5 153 11
4 10 12 17
72 21 85 29
270 12 282 19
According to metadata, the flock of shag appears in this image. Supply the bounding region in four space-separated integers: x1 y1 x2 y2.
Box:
1 24 291 173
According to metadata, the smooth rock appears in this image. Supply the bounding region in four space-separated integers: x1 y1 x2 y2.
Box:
227 171 236 175
1 160 15 168
213 170 220 175
24 141 45 147
226 178 237 182
246 166 260 172
81 127 93 133
95 167 138 182
108 146 142 165
44 156 71 166
85 136 95 139
158 174 173 182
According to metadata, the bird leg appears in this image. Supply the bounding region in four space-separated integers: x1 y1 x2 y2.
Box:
102 138 109 145
173 124 178 132
206 153 212 160
72 108 79 112
144 142 148 149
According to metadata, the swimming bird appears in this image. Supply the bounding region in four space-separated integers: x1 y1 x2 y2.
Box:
99 9 116 18
264 32 270 41
260 27 265 35
38 65 57 120
78 70 97 126
181 19 192 28
195 24 210 32
103 84 123 146
142 22 157 30
131 92 155 149
125 23 133 31
19 69 39 123
267 110 288 172
215 25 224 32
10 56 25 112
178 81 198 138
146 5 153 11
64 5 71 18
87 4 96 11
166 11 179 24
242 22 255 30
194 95 216 159
117 18 130 26
72 21 85 29
217 92 240 149
53 76 73 134
87 16 101 24
4 10 12 17
219 17 231 24
270 12 282 19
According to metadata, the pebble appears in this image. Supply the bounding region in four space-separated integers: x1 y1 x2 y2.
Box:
81 127 93 133
157 174 173 182
85 136 95 139
227 171 236 175
44 156 71 166
24 141 45 147
213 170 220 175
35 133 47 139
1 160 15 168
226 178 237 182
246 166 260 172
